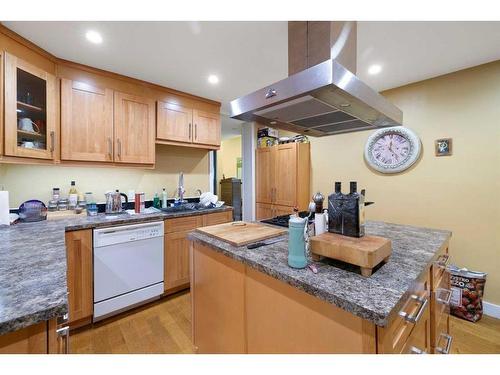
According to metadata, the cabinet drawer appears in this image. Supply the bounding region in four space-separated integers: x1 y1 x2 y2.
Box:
432 315 452 354
165 215 203 233
203 210 233 226
431 271 451 348
399 301 430 354
431 246 449 290
377 269 431 353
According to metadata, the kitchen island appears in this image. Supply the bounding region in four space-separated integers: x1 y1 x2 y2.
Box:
0 206 233 353
188 221 452 354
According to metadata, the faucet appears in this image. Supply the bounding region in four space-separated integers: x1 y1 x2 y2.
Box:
177 172 186 202
195 189 202 196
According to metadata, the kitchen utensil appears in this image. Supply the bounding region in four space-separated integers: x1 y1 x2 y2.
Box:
105 190 128 214
195 221 286 247
312 192 325 213
18 200 47 222
288 215 308 269
18 118 40 133
310 232 392 277
247 237 284 249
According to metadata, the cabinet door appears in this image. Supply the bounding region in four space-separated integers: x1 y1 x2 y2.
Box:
61 80 114 161
157 101 193 143
0 321 47 354
0 52 3 156
164 230 191 292
65 230 93 324
273 204 294 217
274 143 297 207
193 110 220 146
4 52 57 160
255 147 274 204
114 92 155 164
256 203 273 220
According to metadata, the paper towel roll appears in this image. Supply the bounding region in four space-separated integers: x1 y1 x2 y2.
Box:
0 191 10 226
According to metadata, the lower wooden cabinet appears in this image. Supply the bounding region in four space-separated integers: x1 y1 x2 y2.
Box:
164 210 233 295
65 229 93 325
0 317 69 354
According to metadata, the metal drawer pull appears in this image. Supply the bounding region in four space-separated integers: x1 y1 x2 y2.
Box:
409 346 427 354
435 253 450 268
436 288 452 305
56 325 70 354
435 333 453 354
50 131 55 152
399 294 428 324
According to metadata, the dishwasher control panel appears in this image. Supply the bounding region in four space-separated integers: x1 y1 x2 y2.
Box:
94 221 164 248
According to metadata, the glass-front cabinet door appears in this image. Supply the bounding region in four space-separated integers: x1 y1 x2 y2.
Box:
3 52 56 160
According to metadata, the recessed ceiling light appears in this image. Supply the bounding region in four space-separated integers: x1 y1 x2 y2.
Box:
208 74 219 84
368 64 382 75
86 30 103 44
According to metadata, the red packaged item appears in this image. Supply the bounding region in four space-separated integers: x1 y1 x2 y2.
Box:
449 265 487 322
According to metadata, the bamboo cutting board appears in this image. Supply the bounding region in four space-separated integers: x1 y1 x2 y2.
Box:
195 221 287 247
310 232 392 277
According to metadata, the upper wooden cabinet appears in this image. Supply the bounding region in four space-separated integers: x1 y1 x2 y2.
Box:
255 142 310 213
157 101 192 143
61 80 114 162
193 110 220 147
3 52 57 160
157 101 221 149
114 92 156 165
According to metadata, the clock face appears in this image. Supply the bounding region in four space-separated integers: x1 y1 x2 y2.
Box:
364 127 421 174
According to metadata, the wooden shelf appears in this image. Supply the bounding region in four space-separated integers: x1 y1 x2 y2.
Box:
17 101 44 112
17 129 46 139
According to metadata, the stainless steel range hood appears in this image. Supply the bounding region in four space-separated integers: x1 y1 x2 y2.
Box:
229 22 403 136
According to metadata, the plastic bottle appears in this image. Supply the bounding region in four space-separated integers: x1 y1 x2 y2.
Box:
161 188 168 208
68 181 78 209
153 193 161 209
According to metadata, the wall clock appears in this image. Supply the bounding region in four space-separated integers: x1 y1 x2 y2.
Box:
364 127 422 174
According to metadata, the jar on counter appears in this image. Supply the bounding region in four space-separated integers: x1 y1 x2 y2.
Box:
57 198 69 211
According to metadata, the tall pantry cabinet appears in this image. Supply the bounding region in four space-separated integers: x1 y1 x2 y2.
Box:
255 142 310 220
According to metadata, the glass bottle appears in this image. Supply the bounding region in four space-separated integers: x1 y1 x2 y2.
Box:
328 182 344 234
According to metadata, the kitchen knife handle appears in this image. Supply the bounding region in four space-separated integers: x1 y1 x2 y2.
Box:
247 242 265 249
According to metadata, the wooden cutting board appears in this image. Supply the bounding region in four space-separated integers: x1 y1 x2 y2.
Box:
195 221 287 247
310 232 392 277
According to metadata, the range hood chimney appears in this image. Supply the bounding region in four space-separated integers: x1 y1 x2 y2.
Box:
230 21 403 136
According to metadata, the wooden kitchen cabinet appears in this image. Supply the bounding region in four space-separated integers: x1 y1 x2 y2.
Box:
157 101 193 143
114 91 155 165
255 142 310 216
0 317 68 354
256 203 273 220
65 230 93 325
156 102 221 149
193 109 220 147
61 79 114 162
3 52 57 160
164 211 232 295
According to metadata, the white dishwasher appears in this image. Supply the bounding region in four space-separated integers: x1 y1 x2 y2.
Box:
93 221 164 321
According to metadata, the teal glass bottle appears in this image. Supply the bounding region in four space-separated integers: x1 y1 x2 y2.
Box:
288 215 307 269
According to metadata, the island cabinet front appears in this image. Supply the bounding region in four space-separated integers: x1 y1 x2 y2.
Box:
190 242 377 354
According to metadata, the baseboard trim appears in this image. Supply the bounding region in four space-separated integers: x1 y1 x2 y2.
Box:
483 301 500 319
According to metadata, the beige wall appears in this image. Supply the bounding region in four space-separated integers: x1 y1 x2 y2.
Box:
309 61 500 304
0 144 210 206
217 136 242 184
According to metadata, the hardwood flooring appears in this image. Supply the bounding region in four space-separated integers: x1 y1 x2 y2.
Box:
70 291 500 354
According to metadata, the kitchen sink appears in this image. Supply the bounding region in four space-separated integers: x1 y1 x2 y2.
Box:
160 203 209 213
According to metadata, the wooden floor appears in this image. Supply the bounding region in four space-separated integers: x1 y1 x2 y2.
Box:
70 291 500 354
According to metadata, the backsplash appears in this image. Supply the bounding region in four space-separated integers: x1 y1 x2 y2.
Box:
0 145 210 207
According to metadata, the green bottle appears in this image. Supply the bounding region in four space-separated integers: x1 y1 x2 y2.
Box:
153 193 161 209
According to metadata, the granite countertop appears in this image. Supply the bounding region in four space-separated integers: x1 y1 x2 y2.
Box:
0 206 232 335
188 220 451 327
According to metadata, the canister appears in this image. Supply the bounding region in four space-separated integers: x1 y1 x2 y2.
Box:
288 215 308 269
135 192 145 213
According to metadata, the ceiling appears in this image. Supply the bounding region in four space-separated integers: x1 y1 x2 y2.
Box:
3 21 500 139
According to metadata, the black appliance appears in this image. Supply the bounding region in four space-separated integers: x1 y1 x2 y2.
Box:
260 211 311 228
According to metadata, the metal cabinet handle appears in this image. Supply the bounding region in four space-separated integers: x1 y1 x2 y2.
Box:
409 346 427 354
50 131 55 152
107 138 113 158
399 294 428 324
435 333 453 354
436 287 452 305
189 123 192 140
117 138 122 158
56 325 70 354
435 254 450 269
194 123 197 140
